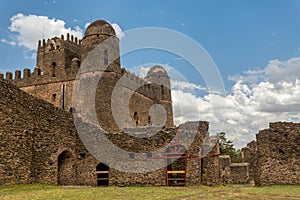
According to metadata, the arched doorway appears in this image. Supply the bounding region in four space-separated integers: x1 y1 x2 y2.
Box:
165 145 187 186
96 163 109 186
57 150 75 185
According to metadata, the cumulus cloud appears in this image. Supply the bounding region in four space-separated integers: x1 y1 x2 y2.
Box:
7 13 83 50
6 13 125 51
265 58 300 83
135 58 300 149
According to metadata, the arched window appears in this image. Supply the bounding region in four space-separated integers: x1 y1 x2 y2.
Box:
96 163 109 186
133 112 139 127
51 62 57 77
104 49 108 65
148 115 152 125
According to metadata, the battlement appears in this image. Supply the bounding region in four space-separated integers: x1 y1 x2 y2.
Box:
1 66 78 88
121 68 171 101
0 68 35 81
38 33 81 50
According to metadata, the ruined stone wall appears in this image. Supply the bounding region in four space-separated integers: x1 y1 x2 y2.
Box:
76 121 208 186
199 135 221 186
200 156 220 186
255 122 300 186
230 163 249 184
241 140 257 183
219 155 231 184
181 121 208 186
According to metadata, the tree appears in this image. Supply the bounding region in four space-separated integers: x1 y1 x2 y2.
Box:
218 132 241 163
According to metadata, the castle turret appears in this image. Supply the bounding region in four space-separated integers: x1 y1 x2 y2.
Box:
36 35 81 78
145 65 171 90
81 20 120 72
74 20 122 132
145 65 173 127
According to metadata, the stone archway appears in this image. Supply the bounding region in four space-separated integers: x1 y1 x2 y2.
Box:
57 150 75 185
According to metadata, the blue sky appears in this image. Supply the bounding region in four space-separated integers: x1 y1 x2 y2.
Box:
1 0 300 81
1 0 300 148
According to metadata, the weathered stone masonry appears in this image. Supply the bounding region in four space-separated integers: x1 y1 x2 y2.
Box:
0 78 216 186
0 19 231 187
254 122 300 186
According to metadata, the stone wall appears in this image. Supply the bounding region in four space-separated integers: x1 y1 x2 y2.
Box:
0 80 101 186
0 80 211 186
255 122 300 186
200 136 221 186
76 121 209 186
241 140 257 183
230 163 249 184
219 155 231 184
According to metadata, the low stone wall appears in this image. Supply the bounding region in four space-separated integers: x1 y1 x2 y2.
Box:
241 141 257 183
201 156 220 185
219 155 231 184
230 163 249 184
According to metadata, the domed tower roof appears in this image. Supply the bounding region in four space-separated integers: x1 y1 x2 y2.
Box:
84 20 116 38
146 65 168 77
145 65 170 86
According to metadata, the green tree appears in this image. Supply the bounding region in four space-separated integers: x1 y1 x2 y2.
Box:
218 132 241 163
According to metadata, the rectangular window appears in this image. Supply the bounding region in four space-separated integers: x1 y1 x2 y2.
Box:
51 94 56 102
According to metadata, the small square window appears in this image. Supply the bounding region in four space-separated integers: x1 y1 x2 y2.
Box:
146 152 152 158
129 152 134 159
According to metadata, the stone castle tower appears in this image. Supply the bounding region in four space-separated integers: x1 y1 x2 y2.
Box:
1 20 174 132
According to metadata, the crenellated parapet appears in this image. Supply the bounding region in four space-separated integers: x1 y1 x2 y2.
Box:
37 33 81 51
120 67 171 102
2 66 77 88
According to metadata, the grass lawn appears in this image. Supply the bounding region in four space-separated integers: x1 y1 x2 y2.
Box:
1 184 300 200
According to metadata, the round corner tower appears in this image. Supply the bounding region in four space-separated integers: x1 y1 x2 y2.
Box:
81 20 121 72
76 20 122 132
145 65 174 127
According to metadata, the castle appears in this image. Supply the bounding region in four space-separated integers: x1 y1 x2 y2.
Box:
0 20 221 186
1 20 173 132
1 20 300 187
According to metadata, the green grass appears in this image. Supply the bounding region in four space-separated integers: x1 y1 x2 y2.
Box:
1 184 300 200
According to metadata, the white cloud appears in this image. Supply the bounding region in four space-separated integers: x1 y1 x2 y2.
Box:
84 22 91 29
171 80 207 91
6 13 124 51
170 57 300 149
265 58 300 83
8 13 83 50
111 23 125 40
1 38 16 46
